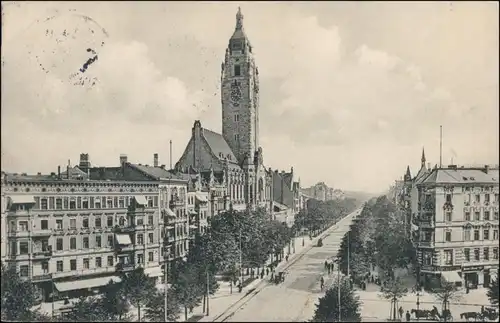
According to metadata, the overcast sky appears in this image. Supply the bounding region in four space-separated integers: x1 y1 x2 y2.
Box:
1 1 498 193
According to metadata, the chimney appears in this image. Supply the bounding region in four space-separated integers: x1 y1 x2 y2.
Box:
67 164 70 179
161 164 166 169
120 154 128 166
448 164 457 170
37 172 41 176
154 153 159 167
58 166 61 179
484 165 489 174
427 162 431 170
291 166 294 173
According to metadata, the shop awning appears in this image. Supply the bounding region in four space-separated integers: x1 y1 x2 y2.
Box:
144 266 163 278
189 224 198 229
134 195 148 206
188 209 198 215
165 225 174 230
55 276 121 292
195 193 208 203
115 233 132 245
9 195 35 205
441 271 462 283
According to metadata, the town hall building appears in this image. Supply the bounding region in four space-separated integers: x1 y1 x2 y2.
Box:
175 8 273 212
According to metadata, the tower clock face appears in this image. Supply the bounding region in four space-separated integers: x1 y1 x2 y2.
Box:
231 83 242 105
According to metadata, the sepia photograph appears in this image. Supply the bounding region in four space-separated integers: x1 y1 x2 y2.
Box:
1 1 498 322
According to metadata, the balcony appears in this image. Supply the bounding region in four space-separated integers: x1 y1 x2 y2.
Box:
32 229 52 237
115 262 135 272
33 250 53 259
32 273 52 282
443 202 454 210
418 240 435 248
114 225 135 233
170 199 185 208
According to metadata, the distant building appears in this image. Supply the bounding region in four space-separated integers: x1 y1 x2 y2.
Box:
301 182 341 202
411 161 499 290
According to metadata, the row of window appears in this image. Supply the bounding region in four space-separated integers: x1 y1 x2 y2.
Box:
19 252 157 277
12 215 156 232
463 227 499 241
463 247 499 262
14 232 158 255
29 196 159 211
443 210 499 222
443 247 499 265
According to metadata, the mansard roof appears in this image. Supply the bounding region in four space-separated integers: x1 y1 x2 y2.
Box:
202 128 238 163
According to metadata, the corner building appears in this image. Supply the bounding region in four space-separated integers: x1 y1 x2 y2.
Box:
414 165 499 289
176 8 272 211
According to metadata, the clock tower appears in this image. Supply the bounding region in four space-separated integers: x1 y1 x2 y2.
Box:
221 7 260 165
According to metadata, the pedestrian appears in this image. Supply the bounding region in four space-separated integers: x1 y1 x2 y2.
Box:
327 264 331 275
399 306 403 319
286 254 289 262
260 270 264 279
324 260 328 270
320 276 325 290
405 310 410 322
266 268 269 276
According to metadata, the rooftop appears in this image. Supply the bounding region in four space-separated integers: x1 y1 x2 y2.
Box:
419 165 499 185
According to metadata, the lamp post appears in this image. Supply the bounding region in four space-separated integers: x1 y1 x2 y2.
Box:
239 227 243 290
51 274 55 321
416 291 420 322
337 263 341 322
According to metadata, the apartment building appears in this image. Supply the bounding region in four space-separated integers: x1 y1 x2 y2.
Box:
2 172 163 301
1 153 191 300
414 165 499 290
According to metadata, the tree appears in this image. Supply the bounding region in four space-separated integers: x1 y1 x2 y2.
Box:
185 232 220 312
379 278 408 321
221 264 240 294
312 279 362 322
120 267 157 322
429 280 462 319
99 280 130 321
170 261 203 321
144 289 180 322
486 269 499 305
61 296 110 322
1 263 49 321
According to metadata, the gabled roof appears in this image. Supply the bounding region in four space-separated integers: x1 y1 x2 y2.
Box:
282 172 293 189
202 128 237 163
62 166 88 179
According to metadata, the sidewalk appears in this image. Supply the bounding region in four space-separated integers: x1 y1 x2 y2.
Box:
196 222 343 322
194 234 317 322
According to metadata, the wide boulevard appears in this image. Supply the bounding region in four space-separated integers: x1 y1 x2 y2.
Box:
216 208 362 322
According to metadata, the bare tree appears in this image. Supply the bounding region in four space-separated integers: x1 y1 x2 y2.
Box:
429 281 462 322
379 277 408 321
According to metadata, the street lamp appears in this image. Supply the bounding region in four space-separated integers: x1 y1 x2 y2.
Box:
416 291 421 322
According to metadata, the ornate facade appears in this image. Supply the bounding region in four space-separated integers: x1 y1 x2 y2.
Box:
176 8 272 212
1 152 190 300
411 162 499 290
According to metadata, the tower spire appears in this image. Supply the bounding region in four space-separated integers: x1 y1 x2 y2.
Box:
421 147 426 168
236 7 244 30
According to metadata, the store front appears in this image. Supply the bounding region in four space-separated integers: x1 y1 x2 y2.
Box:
462 265 484 289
